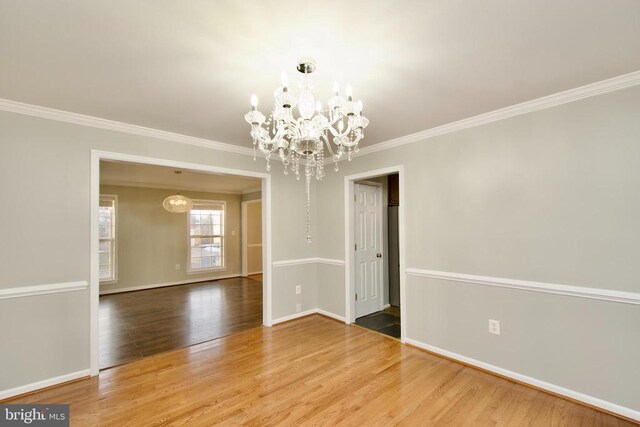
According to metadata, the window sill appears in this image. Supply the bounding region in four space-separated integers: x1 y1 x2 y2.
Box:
187 267 226 275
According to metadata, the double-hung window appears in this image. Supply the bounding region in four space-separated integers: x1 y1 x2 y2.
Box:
99 194 117 282
188 200 225 272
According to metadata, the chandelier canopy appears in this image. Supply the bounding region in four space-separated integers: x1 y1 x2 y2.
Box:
245 58 369 242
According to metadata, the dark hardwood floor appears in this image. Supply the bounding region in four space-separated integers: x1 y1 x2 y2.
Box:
99 277 262 369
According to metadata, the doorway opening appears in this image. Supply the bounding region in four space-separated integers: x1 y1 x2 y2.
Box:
344 167 405 342
90 151 272 375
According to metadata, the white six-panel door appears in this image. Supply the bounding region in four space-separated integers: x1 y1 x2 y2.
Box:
354 183 383 318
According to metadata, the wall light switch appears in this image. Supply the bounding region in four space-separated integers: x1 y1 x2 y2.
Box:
488 319 501 335
296 303 301 312
231 230 236 236
295 285 302 295
175 264 181 270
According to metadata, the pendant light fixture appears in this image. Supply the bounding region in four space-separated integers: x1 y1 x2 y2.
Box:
163 170 193 213
245 58 368 242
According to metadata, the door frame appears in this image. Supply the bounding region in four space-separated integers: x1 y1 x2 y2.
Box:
90 150 273 376
353 181 384 317
344 165 406 343
241 199 263 276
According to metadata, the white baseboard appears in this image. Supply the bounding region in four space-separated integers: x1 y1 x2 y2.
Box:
382 304 391 309
315 309 346 322
0 369 90 401
271 309 317 324
271 308 346 325
246 271 263 276
404 338 640 422
99 274 241 295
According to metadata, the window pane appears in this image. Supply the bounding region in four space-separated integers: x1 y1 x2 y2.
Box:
99 195 116 281
189 202 224 270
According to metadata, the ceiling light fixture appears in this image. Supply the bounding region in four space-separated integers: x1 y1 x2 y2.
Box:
245 57 369 242
163 171 193 213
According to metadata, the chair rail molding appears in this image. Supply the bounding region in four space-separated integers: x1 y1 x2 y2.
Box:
0 281 88 300
406 268 640 305
272 258 345 268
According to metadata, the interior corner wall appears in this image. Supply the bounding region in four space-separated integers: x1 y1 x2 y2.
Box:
0 110 313 393
241 190 262 201
99 184 243 293
316 84 640 412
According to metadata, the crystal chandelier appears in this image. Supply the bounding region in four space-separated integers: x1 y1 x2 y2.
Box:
245 58 369 242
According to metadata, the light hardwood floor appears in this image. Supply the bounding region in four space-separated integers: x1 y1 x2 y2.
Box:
6 315 635 426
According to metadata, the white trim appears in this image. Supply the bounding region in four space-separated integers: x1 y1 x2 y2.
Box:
272 257 345 267
0 369 90 401
404 338 640 422
91 150 273 375
405 268 640 305
382 304 391 309
357 70 640 157
315 309 346 322
344 166 407 344
99 274 241 295
271 309 317 325
186 199 227 274
271 308 346 325
2 71 639 161
0 281 87 300
98 193 118 284
0 98 253 157
247 271 263 276
316 258 346 266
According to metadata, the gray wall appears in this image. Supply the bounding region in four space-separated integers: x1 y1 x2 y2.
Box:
316 85 640 411
99 184 243 293
0 110 316 391
2 84 639 412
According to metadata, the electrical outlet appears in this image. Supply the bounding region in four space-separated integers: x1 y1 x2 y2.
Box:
488 319 501 335
175 264 181 270
295 285 302 295
296 303 301 312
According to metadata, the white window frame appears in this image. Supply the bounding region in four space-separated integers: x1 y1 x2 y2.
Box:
187 199 226 274
98 194 118 284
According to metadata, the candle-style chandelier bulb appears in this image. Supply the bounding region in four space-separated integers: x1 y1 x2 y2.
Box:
245 58 369 242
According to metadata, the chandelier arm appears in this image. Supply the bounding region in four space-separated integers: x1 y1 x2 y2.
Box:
326 121 354 139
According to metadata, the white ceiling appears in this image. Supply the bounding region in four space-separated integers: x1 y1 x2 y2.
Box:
1 1 639 148
100 160 261 194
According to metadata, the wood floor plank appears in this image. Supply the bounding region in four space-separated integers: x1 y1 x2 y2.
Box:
98 277 263 368
5 315 636 426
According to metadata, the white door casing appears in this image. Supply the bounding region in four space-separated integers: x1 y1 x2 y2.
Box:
354 183 383 318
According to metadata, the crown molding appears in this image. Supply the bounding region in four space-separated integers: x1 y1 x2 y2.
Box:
99 180 250 195
357 70 640 157
2 70 639 159
0 98 254 157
